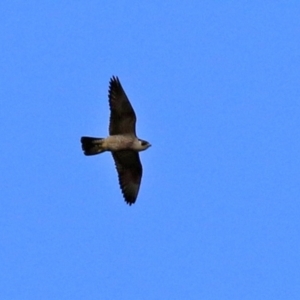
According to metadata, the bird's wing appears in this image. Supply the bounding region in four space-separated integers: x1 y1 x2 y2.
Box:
108 76 137 135
112 150 142 205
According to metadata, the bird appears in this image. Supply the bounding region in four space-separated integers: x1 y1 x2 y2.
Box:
80 76 151 205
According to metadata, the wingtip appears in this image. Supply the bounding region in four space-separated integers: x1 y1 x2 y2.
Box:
125 200 135 206
124 195 136 206
110 75 119 84
109 76 121 94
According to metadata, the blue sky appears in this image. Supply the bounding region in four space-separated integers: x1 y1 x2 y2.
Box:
1 1 300 299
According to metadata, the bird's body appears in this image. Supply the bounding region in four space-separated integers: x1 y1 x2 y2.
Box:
80 76 151 205
104 134 135 151
81 134 149 153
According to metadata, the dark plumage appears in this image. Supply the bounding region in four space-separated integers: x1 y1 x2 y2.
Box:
80 76 151 205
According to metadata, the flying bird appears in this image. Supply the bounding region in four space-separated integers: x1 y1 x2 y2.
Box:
81 76 151 205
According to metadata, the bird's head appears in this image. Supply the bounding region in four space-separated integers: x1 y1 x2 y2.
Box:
138 139 151 151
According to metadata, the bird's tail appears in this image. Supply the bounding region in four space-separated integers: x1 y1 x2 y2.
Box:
81 136 106 155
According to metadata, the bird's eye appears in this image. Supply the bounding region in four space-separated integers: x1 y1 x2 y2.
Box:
140 140 147 146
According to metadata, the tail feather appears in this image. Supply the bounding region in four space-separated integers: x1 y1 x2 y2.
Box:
81 136 105 155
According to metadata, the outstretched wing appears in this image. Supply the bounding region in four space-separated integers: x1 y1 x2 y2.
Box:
108 76 137 135
112 150 142 205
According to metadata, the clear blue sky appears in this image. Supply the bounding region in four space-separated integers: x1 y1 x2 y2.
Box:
1 1 300 299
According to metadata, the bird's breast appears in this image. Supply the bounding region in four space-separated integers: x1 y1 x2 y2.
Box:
105 135 135 151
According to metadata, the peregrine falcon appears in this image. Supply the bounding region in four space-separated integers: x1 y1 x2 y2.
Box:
81 76 151 205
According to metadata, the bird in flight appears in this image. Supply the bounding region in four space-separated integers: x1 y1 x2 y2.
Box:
81 76 151 205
